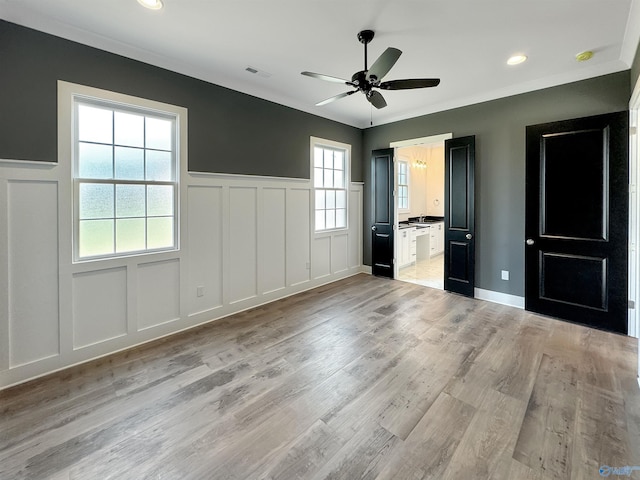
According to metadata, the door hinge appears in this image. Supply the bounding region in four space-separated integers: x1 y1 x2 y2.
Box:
629 300 635 309
630 126 637 136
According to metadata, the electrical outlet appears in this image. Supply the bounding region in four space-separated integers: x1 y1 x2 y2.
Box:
501 270 509 281
306 262 311 270
196 286 204 297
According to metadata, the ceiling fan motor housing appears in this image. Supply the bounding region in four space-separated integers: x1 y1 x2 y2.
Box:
351 71 371 90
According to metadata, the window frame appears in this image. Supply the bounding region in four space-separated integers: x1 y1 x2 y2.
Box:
310 137 351 234
62 84 184 264
397 159 410 213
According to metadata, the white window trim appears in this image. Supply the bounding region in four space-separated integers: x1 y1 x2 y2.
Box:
310 136 351 235
58 81 188 266
397 158 410 213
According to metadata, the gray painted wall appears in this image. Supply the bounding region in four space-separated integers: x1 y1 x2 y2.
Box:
632 37 640 93
362 71 630 296
0 21 362 180
1 20 634 298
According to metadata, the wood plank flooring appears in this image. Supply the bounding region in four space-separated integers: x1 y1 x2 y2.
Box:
1 274 639 479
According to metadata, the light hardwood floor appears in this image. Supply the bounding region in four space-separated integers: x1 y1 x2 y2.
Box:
1 274 639 479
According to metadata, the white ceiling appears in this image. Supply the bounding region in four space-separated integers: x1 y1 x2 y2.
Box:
1 0 639 128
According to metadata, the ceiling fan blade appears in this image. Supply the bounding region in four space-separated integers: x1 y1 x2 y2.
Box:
366 90 387 109
366 47 402 82
316 90 356 106
301 71 352 85
378 78 441 90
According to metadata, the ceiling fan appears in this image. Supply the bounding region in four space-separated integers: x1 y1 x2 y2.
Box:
301 30 440 109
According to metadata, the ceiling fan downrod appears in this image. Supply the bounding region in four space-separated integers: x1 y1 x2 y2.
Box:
357 29 375 72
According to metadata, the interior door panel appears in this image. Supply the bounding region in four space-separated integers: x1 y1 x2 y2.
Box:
525 111 628 334
371 148 395 278
444 136 475 296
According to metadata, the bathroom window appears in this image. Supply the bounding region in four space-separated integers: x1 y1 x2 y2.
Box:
398 160 409 211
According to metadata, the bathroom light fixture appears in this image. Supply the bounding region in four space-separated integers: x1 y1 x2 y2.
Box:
137 0 163 10
413 160 427 169
507 54 527 66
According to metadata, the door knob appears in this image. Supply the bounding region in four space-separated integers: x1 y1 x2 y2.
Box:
526 238 535 246
371 225 377 231
465 233 472 240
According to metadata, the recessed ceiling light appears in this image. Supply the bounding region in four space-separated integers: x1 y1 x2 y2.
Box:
576 51 594 62
137 0 163 10
507 54 527 66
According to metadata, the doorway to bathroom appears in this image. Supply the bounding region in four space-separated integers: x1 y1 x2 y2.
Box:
391 134 451 290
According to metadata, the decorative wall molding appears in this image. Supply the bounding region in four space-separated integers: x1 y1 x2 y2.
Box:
0 159 363 389
0 158 58 167
188 170 310 184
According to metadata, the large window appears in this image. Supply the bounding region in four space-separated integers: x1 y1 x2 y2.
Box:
312 138 350 232
73 98 178 260
398 160 409 211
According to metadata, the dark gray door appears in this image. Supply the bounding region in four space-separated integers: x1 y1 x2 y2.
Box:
371 148 394 278
444 136 475 296
525 111 628 334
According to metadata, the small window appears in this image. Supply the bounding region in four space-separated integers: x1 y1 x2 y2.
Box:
73 99 178 260
312 138 350 232
398 160 409 211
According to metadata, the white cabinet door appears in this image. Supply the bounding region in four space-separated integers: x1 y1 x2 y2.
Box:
398 228 412 267
409 229 417 265
430 222 445 256
414 227 430 261
436 222 444 254
429 227 437 257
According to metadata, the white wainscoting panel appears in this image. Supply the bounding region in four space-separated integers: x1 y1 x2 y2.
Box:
260 188 286 295
312 236 331 280
137 259 181 330
286 188 311 287
72 267 127 349
7 180 60 367
349 187 363 269
187 186 223 316
331 234 349 274
228 187 258 304
1 159 363 388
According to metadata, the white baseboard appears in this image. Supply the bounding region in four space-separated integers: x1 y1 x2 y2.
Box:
474 288 525 309
362 266 524 309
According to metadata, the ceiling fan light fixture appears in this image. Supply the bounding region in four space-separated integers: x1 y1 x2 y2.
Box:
507 54 527 66
137 0 163 10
